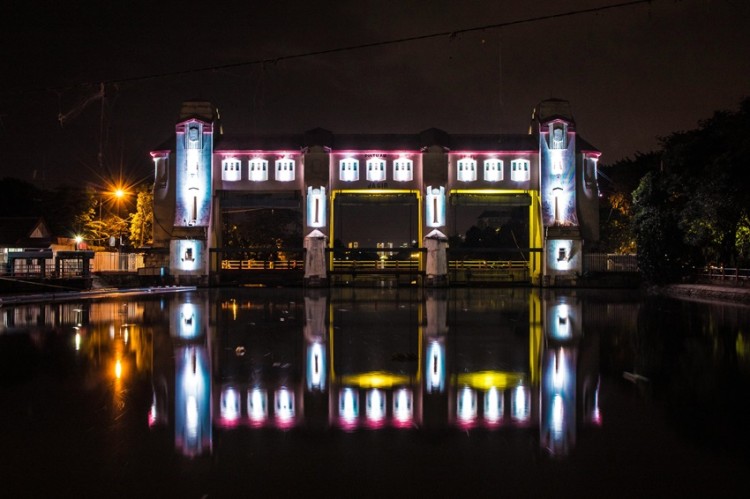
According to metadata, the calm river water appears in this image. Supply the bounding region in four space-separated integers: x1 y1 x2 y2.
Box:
1 287 748 498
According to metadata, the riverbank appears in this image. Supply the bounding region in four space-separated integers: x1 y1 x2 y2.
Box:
0 286 197 305
2 281 749 307
654 282 750 304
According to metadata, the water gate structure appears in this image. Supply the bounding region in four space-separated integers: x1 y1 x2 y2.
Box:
149 99 600 286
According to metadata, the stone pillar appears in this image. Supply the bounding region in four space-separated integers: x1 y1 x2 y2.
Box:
304 229 328 286
424 229 448 287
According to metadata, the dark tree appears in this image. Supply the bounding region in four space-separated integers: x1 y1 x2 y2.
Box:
631 97 750 280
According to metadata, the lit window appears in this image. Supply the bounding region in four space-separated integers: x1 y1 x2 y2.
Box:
185 124 202 149
393 157 413 182
584 156 598 187
307 186 327 228
457 157 477 182
275 158 295 182
154 156 168 188
340 158 359 182
425 186 446 228
550 125 566 149
248 158 269 181
483 159 503 182
366 158 386 182
221 158 241 181
510 159 530 181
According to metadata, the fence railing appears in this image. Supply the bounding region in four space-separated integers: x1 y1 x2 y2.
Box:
694 266 750 282
331 259 421 272
220 259 304 270
584 254 639 273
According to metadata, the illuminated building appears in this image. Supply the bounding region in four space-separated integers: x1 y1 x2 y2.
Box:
150 99 599 285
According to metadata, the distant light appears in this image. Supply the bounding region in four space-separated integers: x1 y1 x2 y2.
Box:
114 359 123 379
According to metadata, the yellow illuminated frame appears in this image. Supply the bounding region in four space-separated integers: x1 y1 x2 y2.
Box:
449 189 543 281
329 189 423 271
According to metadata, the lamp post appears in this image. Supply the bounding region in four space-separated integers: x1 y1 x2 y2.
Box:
114 188 126 270
93 184 130 268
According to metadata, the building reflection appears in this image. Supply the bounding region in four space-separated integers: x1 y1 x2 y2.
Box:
0 288 601 459
180 288 600 458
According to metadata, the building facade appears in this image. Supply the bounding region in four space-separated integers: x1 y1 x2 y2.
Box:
150 99 600 285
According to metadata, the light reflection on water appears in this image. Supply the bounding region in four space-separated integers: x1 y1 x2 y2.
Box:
2 287 749 496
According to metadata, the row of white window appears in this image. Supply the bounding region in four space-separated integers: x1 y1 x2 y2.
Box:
222 158 297 182
456 158 531 182
220 157 532 183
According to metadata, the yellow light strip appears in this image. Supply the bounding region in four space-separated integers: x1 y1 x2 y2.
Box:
455 371 526 390
449 189 531 195
339 371 412 388
329 298 336 382
334 189 421 196
529 189 543 280
529 289 542 385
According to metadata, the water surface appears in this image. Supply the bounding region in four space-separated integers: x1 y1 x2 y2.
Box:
1 288 748 497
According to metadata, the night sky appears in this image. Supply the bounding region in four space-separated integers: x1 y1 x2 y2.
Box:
1 0 749 189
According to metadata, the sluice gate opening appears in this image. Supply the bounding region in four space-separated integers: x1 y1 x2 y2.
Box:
329 190 423 285
447 191 540 284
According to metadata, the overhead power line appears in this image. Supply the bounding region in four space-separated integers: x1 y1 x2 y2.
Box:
10 0 661 96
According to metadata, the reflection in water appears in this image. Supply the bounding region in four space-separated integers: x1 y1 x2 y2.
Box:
7 288 592 457
175 346 211 457
5 287 750 497
136 287 600 458
248 388 268 427
0 288 606 459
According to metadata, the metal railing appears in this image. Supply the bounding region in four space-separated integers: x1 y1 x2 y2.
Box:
584 254 639 272
220 259 304 270
331 259 421 272
448 260 529 283
695 266 750 283
448 260 528 271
